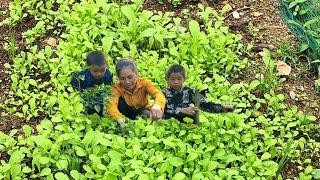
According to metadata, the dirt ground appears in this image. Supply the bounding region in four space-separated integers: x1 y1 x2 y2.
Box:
0 0 40 134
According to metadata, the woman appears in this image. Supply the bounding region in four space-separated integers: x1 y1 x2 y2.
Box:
107 58 165 129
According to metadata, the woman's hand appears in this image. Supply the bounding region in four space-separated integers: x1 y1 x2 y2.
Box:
117 119 127 130
180 107 199 116
150 105 163 120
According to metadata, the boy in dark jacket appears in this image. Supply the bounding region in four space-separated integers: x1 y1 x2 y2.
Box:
71 51 113 116
162 64 234 122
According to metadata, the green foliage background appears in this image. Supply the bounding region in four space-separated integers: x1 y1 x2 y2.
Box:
0 0 319 179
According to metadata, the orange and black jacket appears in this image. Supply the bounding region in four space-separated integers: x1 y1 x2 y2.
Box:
107 77 165 121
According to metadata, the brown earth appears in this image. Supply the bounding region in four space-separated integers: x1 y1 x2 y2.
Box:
0 0 40 134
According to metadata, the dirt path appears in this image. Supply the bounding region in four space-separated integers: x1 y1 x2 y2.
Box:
223 0 295 47
0 0 41 133
0 0 16 133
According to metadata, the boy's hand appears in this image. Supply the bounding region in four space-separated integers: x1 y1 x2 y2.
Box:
222 105 234 112
117 119 127 130
150 105 163 120
181 107 199 116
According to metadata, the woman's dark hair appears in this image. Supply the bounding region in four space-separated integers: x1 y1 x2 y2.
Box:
166 64 186 79
86 51 106 66
115 58 138 76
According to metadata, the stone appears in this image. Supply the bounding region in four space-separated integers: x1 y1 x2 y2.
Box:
46 37 57 47
255 73 264 79
289 91 296 100
253 12 263 17
298 86 305 91
232 11 240 19
276 61 291 76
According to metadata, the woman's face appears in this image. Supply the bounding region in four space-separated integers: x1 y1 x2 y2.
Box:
118 67 137 92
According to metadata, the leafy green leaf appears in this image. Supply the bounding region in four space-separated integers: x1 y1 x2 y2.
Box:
22 125 32 137
261 152 271 161
187 152 198 162
173 172 186 180
168 157 184 167
40 157 50 165
313 169 320 179
102 37 113 54
55 172 70 180
40 168 51 176
97 164 107 170
56 159 68 170
140 28 157 38
75 146 87 157
22 166 32 174
70 170 81 179
189 20 200 38
29 79 37 87
121 6 136 22
249 80 261 90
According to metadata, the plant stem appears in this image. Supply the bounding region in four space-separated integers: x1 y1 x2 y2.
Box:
194 91 200 125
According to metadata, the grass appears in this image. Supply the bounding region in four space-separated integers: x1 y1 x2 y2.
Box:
7 26 16 60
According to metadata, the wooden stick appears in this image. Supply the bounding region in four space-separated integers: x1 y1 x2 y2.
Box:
194 91 201 125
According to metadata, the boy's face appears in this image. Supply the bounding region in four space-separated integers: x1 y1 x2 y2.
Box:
90 64 106 80
119 67 137 92
168 73 185 91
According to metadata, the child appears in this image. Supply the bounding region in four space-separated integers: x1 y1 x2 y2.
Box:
107 59 166 130
71 51 113 116
162 64 234 122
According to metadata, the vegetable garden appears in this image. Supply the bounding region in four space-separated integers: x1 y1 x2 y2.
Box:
0 0 319 179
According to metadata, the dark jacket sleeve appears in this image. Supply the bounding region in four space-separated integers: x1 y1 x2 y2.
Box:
190 88 229 113
200 102 229 113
